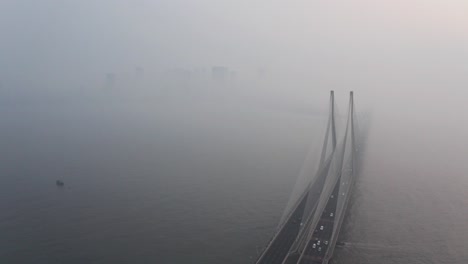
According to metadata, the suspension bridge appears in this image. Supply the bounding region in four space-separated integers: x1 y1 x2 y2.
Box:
255 91 357 264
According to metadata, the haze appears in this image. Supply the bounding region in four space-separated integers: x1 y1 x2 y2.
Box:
1 1 468 263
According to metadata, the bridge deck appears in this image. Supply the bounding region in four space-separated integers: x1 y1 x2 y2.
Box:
255 91 356 264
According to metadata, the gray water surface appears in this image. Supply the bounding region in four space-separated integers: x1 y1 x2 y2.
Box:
1 93 467 264
0 96 319 264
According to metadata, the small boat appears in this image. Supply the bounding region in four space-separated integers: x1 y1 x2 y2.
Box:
56 180 65 187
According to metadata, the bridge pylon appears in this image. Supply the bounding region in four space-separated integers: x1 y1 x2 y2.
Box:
255 91 357 264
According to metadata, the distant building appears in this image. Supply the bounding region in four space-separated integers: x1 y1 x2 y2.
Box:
166 68 191 82
257 67 266 79
229 70 237 81
135 67 144 79
211 66 229 82
105 73 115 89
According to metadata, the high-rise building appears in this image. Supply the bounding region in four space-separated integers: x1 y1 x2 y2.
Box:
135 67 144 79
211 66 229 82
166 68 191 82
105 73 115 89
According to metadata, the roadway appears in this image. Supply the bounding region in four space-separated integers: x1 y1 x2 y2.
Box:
256 160 332 264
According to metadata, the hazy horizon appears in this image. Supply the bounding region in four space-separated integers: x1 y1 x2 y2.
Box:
1 1 468 263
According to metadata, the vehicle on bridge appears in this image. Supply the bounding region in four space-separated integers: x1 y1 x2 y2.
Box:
255 91 357 264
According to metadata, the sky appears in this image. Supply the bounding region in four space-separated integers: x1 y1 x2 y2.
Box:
1 0 468 107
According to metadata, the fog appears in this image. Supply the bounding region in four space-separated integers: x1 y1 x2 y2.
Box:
2 0 468 105
1 1 468 263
